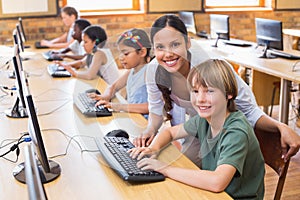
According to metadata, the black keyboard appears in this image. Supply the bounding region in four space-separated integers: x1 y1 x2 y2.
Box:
47 64 71 78
269 49 300 60
95 136 165 182
42 51 63 61
35 41 49 49
74 90 112 117
223 39 252 47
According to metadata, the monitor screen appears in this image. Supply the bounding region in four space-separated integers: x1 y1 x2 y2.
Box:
178 11 197 34
255 18 283 58
210 14 230 47
24 144 48 200
255 18 283 50
4 45 28 118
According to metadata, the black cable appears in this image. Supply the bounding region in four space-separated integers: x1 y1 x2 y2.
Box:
0 132 30 163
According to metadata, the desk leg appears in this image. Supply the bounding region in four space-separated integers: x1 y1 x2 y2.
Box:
279 79 291 124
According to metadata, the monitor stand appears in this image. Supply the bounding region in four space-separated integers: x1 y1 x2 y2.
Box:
257 43 276 59
13 159 61 183
5 97 28 118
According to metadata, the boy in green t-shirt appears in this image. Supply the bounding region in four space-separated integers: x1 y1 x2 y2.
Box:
129 58 265 199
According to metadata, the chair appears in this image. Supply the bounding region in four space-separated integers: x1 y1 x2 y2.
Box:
254 128 290 200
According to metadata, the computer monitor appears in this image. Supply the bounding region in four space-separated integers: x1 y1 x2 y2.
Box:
210 14 230 47
16 24 25 52
178 11 197 35
13 92 61 183
18 17 27 42
5 45 28 118
255 18 283 58
24 144 48 200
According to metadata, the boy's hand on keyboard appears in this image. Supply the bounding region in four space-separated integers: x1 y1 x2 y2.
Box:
95 100 111 108
129 146 157 161
136 157 168 175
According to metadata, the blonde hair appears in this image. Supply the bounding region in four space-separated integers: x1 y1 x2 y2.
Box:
187 59 237 112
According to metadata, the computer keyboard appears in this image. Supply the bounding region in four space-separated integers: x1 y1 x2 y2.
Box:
35 41 49 49
223 39 252 47
47 64 71 78
42 51 63 61
74 90 112 117
269 49 300 60
95 136 165 182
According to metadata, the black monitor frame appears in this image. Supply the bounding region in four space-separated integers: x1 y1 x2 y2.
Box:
18 17 27 42
210 14 230 47
255 18 283 59
16 24 25 52
13 93 61 183
5 45 28 118
24 144 48 200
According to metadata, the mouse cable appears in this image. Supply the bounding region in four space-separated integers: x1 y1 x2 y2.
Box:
0 132 31 163
34 88 73 98
37 99 72 117
25 68 46 77
0 59 11 70
42 128 98 159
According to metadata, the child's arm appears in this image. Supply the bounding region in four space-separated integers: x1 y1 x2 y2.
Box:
138 160 236 193
103 102 148 114
75 51 105 80
102 70 130 100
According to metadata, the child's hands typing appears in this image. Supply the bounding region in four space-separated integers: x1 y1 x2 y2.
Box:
128 146 157 161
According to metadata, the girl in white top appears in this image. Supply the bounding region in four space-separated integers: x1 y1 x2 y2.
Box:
90 28 152 118
134 14 300 165
40 6 78 49
57 25 119 84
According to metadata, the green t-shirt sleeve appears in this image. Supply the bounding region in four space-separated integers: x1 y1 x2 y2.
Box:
217 128 249 176
183 115 200 137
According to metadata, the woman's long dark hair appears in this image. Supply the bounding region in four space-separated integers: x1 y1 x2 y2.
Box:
151 14 189 121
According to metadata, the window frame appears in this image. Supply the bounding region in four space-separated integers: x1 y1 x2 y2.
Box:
62 0 142 14
204 0 265 8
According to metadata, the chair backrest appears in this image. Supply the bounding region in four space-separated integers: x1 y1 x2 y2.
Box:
254 128 290 200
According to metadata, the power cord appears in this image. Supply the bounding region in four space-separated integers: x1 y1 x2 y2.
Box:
42 128 98 159
0 132 31 163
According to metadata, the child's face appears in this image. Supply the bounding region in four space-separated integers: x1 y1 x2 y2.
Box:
190 82 228 123
72 24 82 41
82 34 95 53
153 26 190 75
61 12 76 27
118 43 144 69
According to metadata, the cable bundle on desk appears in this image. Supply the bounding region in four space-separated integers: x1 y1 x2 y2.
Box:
0 132 31 163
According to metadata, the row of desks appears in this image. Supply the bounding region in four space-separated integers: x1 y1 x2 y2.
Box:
0 47 232 199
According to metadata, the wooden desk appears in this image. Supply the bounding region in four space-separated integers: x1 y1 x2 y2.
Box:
0 47 232 199
195 39 300 124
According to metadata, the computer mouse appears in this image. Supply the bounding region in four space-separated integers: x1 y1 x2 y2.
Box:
106 129 129 139
85 88 101 95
